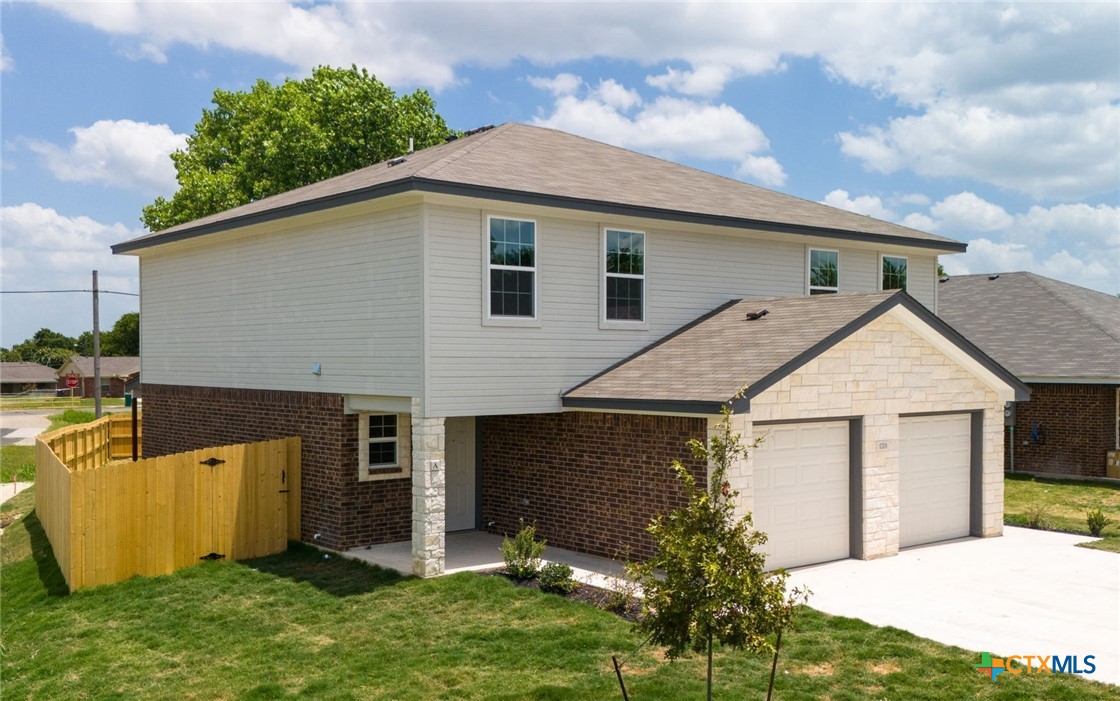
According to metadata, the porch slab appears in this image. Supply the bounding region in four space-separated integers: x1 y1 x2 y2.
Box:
345 531 629 591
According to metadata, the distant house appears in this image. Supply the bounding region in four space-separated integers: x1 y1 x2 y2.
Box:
0 362 59 394
111 123 1026 577
939 272 1120 478
56 356 140 398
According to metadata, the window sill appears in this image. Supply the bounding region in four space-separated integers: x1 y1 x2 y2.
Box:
482 316 542 328
358 465 411 483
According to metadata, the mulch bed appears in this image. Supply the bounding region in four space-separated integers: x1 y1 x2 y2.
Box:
483 568 642 621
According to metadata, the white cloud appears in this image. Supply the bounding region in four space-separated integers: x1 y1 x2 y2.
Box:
930 192 1014 233
0 203 139 345
645 65 737 97
901 213 937 232
896 193 931 207
821 189 896 221
941 238 1114 291
527 73 582 97
531 77 785 186
26 119 186 196
0 34 12 72
839 101 1120 200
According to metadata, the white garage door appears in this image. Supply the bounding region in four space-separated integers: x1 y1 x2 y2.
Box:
899 414 971 548
753 421 849 570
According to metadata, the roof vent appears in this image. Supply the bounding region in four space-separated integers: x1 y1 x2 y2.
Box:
745 309 769 321
445 134 459 142
988 274 1000 280
463 124 496 137
387 157 407 167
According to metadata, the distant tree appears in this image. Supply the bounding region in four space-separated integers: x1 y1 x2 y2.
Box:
142 66 454 231
102 312 140 356
937 262 947 279
7 328 77 368
76 331 95 357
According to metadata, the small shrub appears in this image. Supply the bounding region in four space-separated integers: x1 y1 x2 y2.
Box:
538 562 578 595
1024 504 1052 530
500 520 546 580
1086 509 1112 537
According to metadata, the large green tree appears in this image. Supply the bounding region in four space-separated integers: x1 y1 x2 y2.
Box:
102 312 140 357
142 65 453 231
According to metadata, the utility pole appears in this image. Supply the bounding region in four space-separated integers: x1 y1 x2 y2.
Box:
92 270 102 419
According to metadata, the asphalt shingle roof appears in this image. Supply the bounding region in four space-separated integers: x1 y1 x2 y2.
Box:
62 356 141 378
938 272 1120 382
565 291 902 410
114 123 962 254
0 362 58 384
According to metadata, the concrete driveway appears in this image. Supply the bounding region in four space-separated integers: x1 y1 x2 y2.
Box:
787 527 1120 686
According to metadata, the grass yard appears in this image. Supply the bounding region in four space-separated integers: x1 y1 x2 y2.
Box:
2 489 1111 700
1005 474 1120 553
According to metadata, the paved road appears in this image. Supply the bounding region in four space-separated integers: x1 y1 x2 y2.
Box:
0 410 51 447
787 527 1120 686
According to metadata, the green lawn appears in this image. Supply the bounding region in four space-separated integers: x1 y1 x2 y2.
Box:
1 489 1110 700
1005 473 1120 553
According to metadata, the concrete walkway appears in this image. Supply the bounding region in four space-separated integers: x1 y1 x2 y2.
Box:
0 481 33 505
786 527 1120 685
347 531 630 591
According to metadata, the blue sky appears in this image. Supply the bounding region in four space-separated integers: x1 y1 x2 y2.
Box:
2 1 1117 347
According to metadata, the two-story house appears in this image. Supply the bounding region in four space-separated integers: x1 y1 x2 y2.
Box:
112 123 1027 576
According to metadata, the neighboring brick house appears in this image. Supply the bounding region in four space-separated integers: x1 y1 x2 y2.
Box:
56 356 140 398
939 272 1120 478
113 123 1026 576
0 362 58 394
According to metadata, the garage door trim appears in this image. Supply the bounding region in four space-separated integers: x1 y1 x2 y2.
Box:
754 416 864 561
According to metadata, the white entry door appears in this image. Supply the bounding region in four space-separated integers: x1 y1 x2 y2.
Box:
445 417 476 532
752 421 850 570
899 414 971 548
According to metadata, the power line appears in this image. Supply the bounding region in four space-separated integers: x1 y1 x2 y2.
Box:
1 289 139 297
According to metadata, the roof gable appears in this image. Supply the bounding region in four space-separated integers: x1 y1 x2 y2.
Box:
114 123 963 254
563 291 1027 414
59 356 141 378
938 272 1120 382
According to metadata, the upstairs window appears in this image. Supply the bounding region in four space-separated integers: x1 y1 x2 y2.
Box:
882 255 908 291
809 249 839 294
487 217 536 318
604 229 646 322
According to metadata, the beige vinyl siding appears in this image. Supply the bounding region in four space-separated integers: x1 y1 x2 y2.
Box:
140 204 423 395
428 204 818 416
906 254 938 310
838 247 877 293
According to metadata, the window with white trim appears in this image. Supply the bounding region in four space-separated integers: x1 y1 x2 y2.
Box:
487 216 536 318
808 249 839 295
358 413 411 481
604 229 645 322
882 255 908 291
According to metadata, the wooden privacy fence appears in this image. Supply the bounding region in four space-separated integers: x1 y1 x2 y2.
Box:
36 418 301 591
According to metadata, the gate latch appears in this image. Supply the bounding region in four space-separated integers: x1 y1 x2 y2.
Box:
200 457 226 467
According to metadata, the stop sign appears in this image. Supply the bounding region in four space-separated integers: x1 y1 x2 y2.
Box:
66 375 79 389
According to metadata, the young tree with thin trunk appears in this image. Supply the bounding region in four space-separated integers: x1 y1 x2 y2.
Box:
629 406 809 700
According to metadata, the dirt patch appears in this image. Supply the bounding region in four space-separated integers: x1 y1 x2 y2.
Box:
795 662 835 677
483 568 642 622
871 661 902 675
0 512 20 529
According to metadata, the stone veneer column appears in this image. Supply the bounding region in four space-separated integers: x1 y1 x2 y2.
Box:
708 412 754 522
861 413 900 558
411 398 446 578
981 404 1005 536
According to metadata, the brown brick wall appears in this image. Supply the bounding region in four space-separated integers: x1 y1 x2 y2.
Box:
481 412 708 561
1006 383 1118 477
141 383 410 550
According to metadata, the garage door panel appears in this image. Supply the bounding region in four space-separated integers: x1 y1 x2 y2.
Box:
900 414 971 548
754 421 849 570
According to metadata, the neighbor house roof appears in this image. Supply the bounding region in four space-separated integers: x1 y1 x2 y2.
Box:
563 290 1027 414
938 272 1120 383
113 123 964 254
59 356 141 378
0 362 59 384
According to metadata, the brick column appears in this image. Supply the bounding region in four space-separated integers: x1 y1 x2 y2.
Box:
708 412 754 523
411 398 446 578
